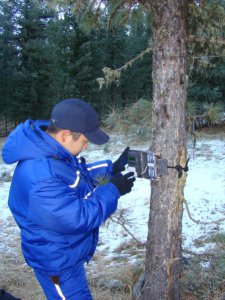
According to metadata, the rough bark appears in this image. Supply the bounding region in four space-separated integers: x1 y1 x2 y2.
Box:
144 1 188 300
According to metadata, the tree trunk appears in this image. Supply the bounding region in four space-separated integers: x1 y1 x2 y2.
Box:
144 1 188 299
4 113 8 136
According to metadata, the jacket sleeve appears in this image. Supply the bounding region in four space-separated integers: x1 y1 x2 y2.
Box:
28 178 119 235
85 159 113 186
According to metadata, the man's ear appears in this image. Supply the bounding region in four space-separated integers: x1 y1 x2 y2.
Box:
60 130 72 143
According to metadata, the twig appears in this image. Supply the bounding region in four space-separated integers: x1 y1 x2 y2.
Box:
184 198 225 225
118 47 152 72
109 209 142 244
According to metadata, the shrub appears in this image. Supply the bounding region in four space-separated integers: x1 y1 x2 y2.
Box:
203 102 224 124
103 106 124 132
187 101 198 118
103 99 152 140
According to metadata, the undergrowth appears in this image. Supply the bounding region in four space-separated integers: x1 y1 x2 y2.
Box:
103 99 225 142
181 233 225 300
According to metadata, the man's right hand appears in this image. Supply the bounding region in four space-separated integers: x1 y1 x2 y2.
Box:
109 172 136 196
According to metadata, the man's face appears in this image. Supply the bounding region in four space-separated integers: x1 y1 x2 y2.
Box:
50 130 89 156
66 133 89 156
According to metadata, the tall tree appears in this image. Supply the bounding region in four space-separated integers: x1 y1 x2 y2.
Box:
144 1 187 298
0 0 20 133
88 1 225 298
55 1 188 299
121 12 152 103
16 0 55 120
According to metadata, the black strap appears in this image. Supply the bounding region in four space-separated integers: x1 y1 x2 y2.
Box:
167 158 190 178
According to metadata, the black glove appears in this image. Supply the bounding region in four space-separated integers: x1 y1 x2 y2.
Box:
79 156 86 164
112 147 129 174
110 171 136 196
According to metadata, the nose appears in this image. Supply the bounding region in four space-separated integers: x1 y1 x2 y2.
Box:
83 143 88 151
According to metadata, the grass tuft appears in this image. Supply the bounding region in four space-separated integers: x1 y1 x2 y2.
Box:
103 99 152 141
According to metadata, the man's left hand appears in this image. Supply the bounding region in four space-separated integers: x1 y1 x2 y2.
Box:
112 147 129 174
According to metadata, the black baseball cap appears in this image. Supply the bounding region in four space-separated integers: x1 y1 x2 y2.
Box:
51 98 109 145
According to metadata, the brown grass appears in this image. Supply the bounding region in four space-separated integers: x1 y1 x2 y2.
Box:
0 217 44 300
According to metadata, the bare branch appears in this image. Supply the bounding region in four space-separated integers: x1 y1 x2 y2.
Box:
108 208 142 244
184 199 225 225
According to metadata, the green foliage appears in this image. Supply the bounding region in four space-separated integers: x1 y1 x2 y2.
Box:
0 0 154 127
0 0 20 126
187 101 198 117
187 1 225 117
0 0 225 132
205 232 225 244
188 1 225 56
103 105 123 131
187 57 225 113
124 98 152 127
103 99 152 140
203 102 224 123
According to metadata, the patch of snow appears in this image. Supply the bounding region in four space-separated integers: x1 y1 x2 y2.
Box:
0 182 13 221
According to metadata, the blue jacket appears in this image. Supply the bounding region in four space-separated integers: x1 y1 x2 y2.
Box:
2 120 120 274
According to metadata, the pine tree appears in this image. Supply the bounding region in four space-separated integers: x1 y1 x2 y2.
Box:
16 0 55 121
121 11 152 103
58 1 225 299
0 0 20 133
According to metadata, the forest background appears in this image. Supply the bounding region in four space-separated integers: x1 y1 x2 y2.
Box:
0 0 225 134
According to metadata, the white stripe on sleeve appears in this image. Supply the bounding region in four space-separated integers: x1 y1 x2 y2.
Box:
87 163 108 171
69 171 80 188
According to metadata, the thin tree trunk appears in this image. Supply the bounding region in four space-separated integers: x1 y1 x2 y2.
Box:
5 113 8 136
144 1 188 299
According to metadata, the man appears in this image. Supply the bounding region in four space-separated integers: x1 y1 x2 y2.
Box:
2 98 135 300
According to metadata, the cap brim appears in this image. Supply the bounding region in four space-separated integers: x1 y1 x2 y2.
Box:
84 128 109 145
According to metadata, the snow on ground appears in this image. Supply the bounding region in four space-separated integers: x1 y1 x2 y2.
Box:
183 138 225 251
0 133 225 262
85 134 225 257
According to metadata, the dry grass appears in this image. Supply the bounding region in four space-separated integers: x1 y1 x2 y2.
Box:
2 207 225 300
0 217 44 300
1 130 225 300
181 238 225 300
0 215 139 300
87 257 144 300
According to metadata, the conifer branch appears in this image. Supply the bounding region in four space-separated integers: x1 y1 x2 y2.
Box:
96 46 152 88
118 46 152 72
107 0 127 29
188 35 225 45
137 0 152 11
